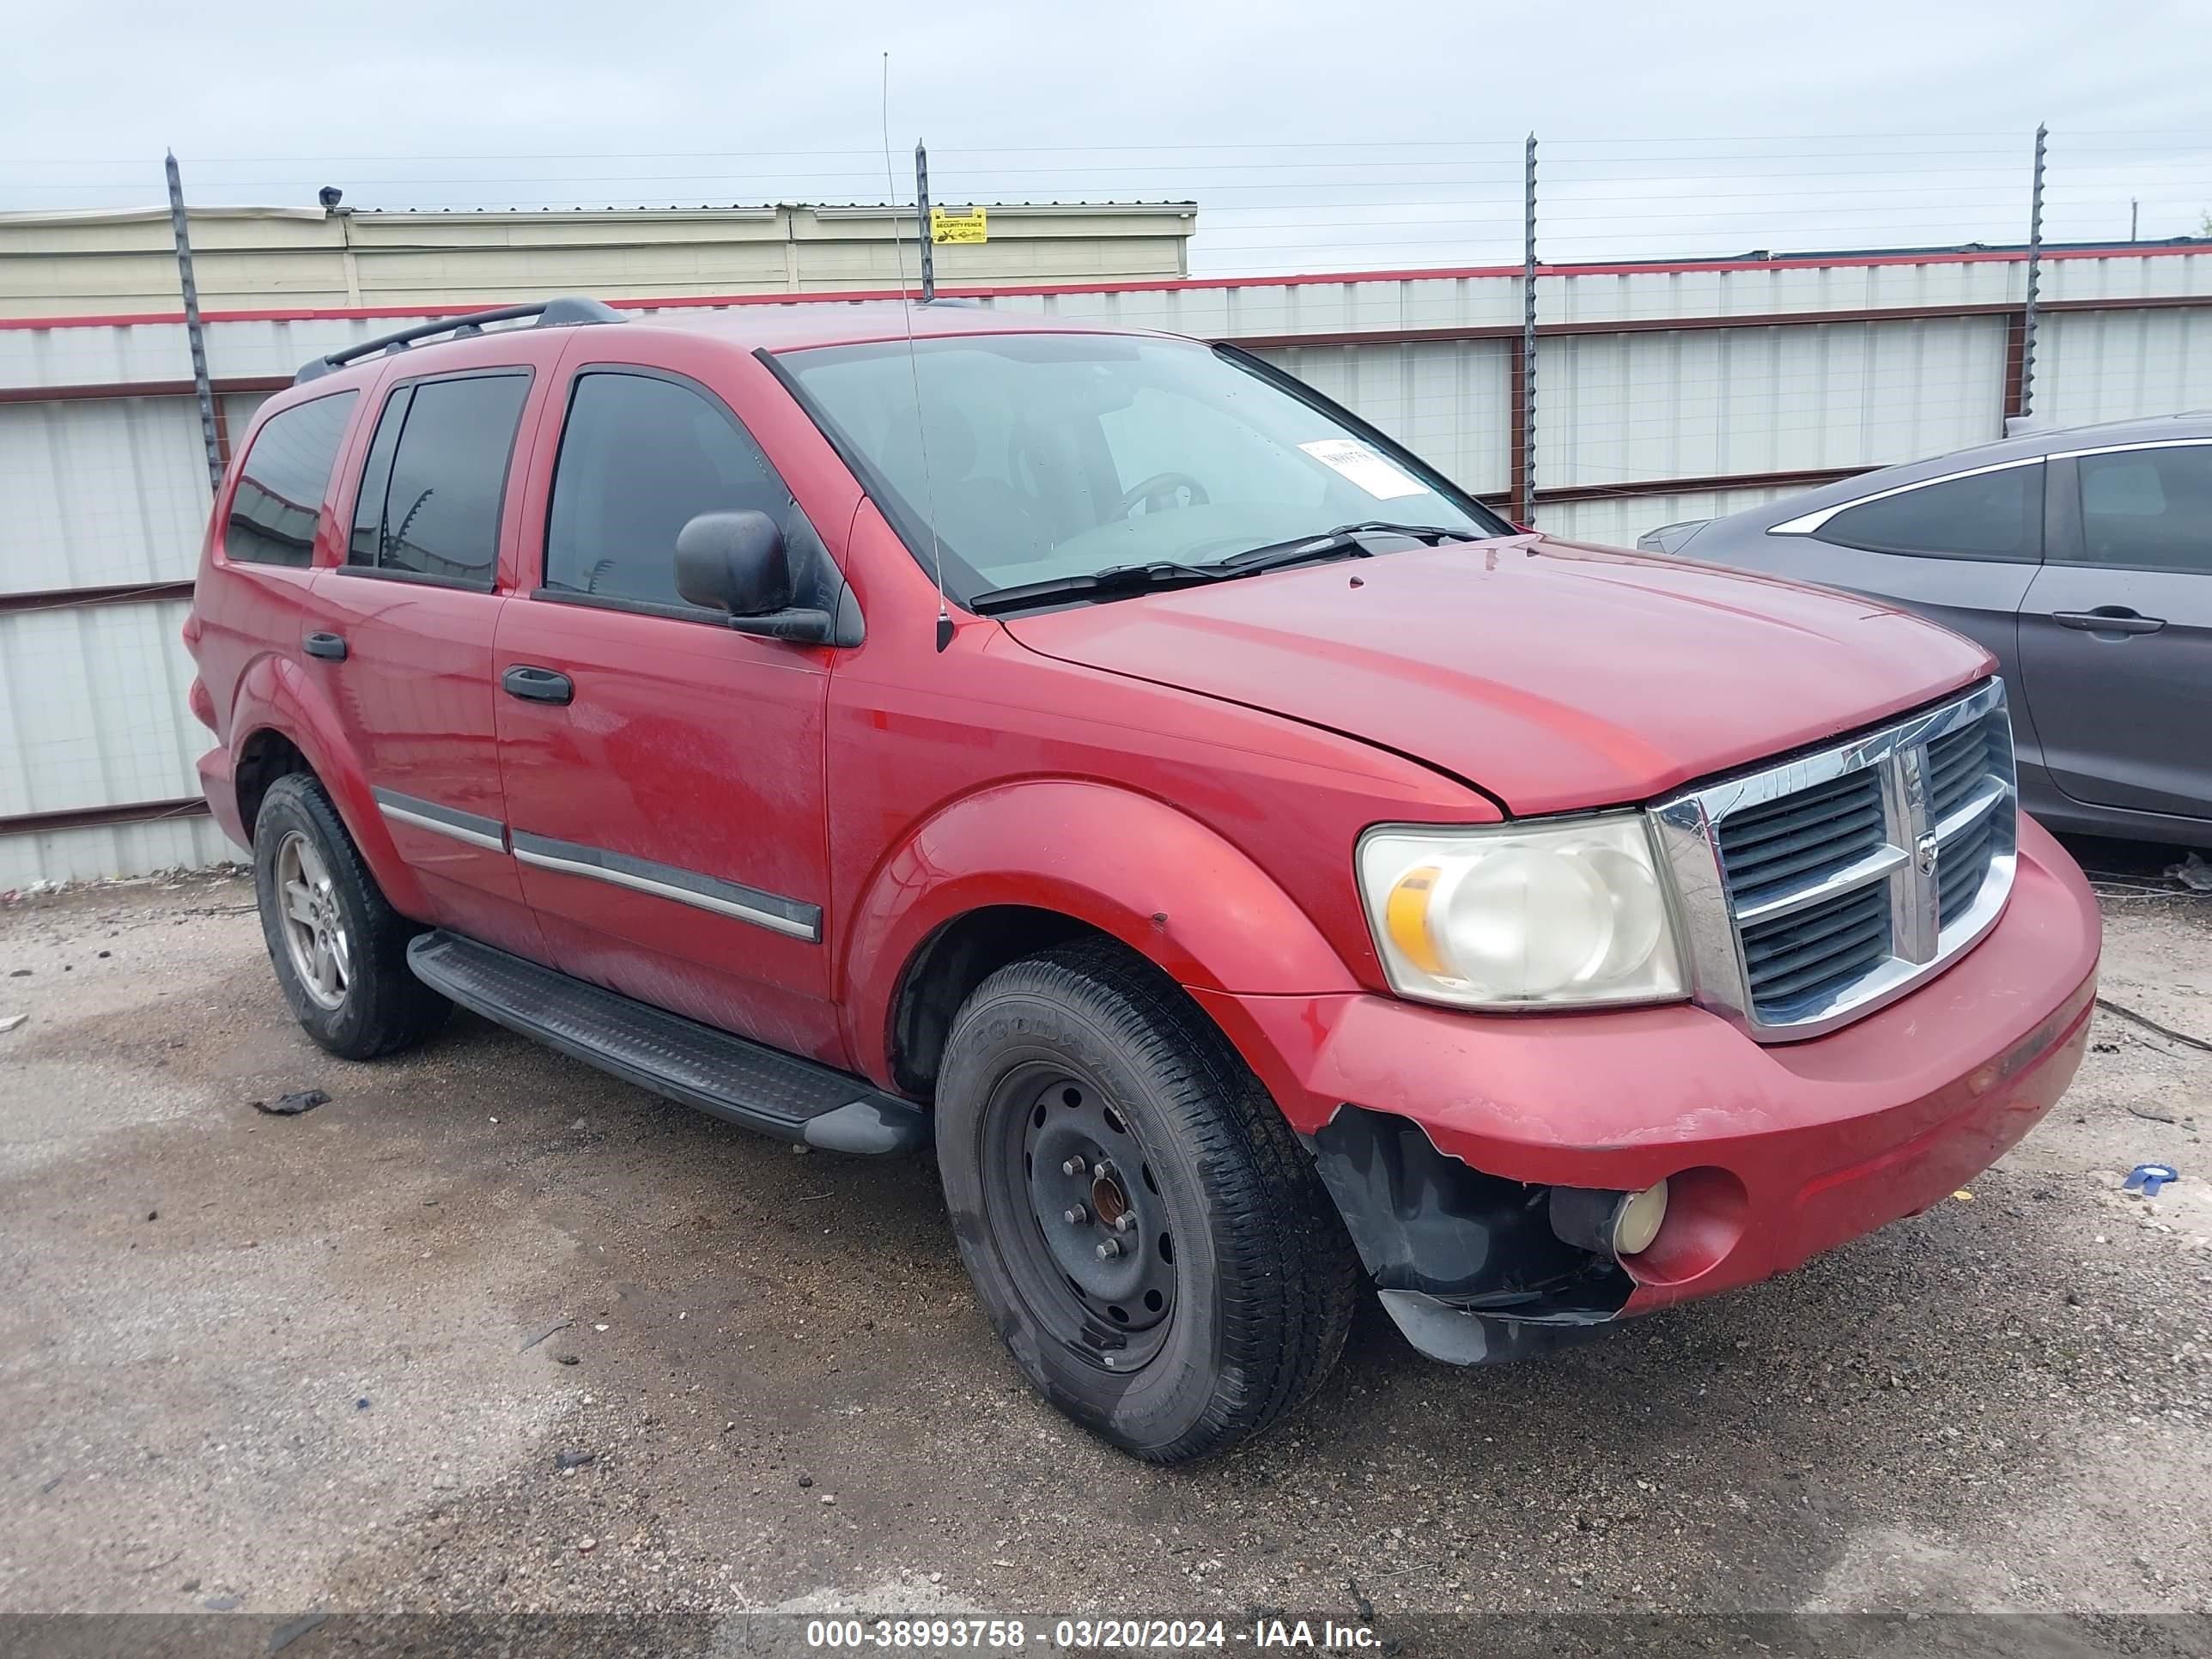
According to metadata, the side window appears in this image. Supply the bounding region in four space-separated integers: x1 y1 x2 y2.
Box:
224 391 358 567
348 387 410 566
343 372 530 587
2067 446 2212 573
1816 463 2043 562
543 370 824 610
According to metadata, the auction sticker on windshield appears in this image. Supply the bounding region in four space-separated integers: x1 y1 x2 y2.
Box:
1297 438 1426 499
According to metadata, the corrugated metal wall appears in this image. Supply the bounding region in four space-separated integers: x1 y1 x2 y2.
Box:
1538 316 2012 487
6 249 2211 884
2039 307 2212 427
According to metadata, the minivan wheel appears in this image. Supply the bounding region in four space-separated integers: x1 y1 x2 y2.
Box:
252 774 449 1060
936 939 1360 1463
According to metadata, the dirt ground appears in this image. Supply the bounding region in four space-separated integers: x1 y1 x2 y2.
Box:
0 851 2207 1645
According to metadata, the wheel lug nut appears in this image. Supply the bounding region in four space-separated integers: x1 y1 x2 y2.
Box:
1061 1157 1085 1176
1115 1213 1134 1233
1063 1205 1087 1224
1095 1239 1121 1261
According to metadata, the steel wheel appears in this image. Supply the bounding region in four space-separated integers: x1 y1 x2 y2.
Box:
938 941 1361 1461
980 1060 1178 1375
275 828 352 1011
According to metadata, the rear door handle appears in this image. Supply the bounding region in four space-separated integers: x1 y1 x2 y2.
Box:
303 631 348 661
2054 608 2165 635
501 665 574 705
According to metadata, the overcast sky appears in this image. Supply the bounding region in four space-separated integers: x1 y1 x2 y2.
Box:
5 0 2209 273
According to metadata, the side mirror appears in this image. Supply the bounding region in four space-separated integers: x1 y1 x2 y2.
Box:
676 510 792 617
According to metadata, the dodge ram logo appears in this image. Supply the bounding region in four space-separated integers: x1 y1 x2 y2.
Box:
1916 832 1942 878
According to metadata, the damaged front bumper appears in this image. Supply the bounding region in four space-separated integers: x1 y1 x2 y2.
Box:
1195 816 2101 1366
1306 1103 1634 1365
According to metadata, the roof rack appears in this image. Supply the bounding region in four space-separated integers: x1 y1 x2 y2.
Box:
293 295 625 385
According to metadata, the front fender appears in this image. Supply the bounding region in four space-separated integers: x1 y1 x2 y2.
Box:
228 653 432 918
838 779 1358 1082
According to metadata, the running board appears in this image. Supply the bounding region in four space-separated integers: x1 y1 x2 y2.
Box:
406 932 928 1155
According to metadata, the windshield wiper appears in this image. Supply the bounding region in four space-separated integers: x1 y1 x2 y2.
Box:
1212 521 1476 573
969 561 1227 616
969 526 1480 617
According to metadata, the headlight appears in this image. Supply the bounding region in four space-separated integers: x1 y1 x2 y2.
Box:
1358 817 1686 1010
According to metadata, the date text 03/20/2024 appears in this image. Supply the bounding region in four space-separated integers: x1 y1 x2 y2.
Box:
803 1617 1382 1650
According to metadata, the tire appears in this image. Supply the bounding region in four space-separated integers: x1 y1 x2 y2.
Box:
936 939 1360 1462
252 773 450 1060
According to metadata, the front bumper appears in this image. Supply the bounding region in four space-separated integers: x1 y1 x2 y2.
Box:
1194 815 2099 1358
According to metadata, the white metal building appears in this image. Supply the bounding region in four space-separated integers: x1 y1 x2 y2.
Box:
0 202 1199 317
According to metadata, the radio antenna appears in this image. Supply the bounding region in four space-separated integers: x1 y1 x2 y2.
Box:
880 52 953 652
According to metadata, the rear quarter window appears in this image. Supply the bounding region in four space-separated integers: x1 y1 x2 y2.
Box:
1813 462 2043 562
346 372 532 588
224 392 359 567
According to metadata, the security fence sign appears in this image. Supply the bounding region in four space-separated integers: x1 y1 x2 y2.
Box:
930 206 988 244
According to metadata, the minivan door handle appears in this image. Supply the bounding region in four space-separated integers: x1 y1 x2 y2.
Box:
2054 607 2165 635
501 665 574 705
303 631 349 661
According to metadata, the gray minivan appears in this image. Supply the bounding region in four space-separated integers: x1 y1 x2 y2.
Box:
1641 413 2212 848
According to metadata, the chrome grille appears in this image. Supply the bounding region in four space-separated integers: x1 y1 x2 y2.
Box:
1737 872 1892 1014
1652 680 2018 1040
1712 769 1887 908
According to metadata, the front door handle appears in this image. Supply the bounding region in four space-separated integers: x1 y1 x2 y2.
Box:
501 665 574 705
2054 607 2165 635
303 631 348 662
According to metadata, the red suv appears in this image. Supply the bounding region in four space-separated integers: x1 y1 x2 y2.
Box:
185 295 2100 1462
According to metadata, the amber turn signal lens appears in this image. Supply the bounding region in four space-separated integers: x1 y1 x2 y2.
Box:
1383 864 1447 975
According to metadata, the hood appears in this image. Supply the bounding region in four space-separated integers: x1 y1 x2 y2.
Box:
1001 536 1993 817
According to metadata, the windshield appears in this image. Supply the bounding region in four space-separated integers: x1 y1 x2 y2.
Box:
778 333 1509 605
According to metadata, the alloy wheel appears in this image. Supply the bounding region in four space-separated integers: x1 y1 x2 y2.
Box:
275 830 352 1011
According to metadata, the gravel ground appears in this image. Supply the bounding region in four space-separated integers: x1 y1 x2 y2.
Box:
0 859 2206 1644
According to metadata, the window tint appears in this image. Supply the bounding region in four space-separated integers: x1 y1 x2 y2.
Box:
544 370 823 609
1816 463 2042 562
224 392 357 567
347 373 530 586
348 387 410 567
2068 445 2212 573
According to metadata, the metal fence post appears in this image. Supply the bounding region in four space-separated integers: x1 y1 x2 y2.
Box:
165 150 223 494
2017 123 2046 423
1513 132 1538 525
915 140 935 304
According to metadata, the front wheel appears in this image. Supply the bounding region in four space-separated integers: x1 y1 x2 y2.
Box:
935 940 1359 1462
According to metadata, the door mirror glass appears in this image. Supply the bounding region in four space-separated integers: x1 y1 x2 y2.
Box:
676 510 792 616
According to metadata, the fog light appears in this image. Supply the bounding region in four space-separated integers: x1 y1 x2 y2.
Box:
1548 1179 1670 1261
1613 1178 1668 1256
